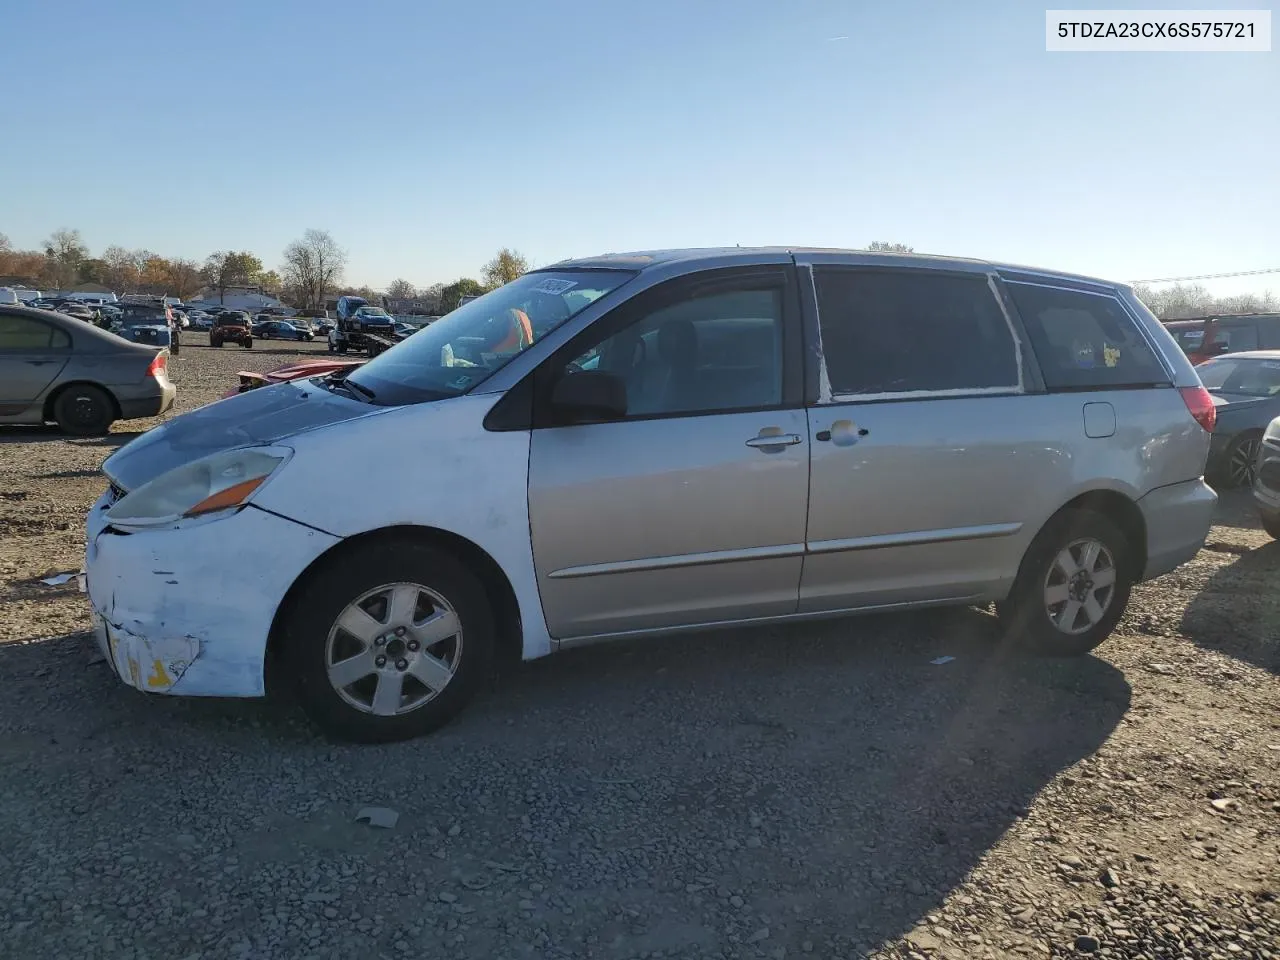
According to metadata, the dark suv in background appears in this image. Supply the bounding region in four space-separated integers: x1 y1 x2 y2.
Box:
210 312 254 348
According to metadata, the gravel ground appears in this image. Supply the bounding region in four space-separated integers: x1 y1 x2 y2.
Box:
1 342 1277 960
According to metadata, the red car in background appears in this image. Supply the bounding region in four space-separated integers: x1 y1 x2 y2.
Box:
1164 314 1280 365
221 357 364 399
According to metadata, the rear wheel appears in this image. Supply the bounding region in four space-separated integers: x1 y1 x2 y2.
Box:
997 508 1133 656
243 339 253 349
1216 431 1263 489
284 539 494 742
53 384 115 436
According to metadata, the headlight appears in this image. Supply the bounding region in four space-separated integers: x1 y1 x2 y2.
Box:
106 446 292 529
1265 417 1280 443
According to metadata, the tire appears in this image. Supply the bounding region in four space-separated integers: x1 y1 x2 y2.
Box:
1213 431 1263 489
244 339 253 349
53 383 115 436
1262 511 1280 540
337 343 348 354
283 539 494 743
997 508 1133 657
328 342 336 353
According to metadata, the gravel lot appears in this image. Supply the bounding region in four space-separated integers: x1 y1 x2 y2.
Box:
1 342 1277 960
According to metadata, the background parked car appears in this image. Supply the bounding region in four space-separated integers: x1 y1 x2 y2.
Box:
210 312 253 348
0 304 175 435
253 319 314 341
221 356 364 399
1196 351 1280 488
56 302 99 323
1165 314 1280 364
1252 415 1280 538
113 300 178 354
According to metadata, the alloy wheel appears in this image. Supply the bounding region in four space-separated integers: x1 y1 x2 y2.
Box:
1228 436 1261 488
1043 538 1117 635
324 582 463 716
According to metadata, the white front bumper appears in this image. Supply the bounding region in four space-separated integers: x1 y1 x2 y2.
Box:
85 492 340 697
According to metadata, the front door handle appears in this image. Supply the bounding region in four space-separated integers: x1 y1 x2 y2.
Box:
745 433 802 449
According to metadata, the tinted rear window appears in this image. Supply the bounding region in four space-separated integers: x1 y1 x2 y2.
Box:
815 269 1020 396
1006 284 1169 390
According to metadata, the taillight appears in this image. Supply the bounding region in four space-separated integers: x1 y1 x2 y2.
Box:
146 353 167 379
1179 385 1216 433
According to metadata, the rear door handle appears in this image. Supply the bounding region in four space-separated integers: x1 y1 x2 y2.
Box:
25 360 57 366
745 433 802 448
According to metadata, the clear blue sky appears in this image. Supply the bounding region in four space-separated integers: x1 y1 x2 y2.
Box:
4 0 1277 293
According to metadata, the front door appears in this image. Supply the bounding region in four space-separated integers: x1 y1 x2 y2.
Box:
527 264 809 639
0 314 71 418
797 261 1041 612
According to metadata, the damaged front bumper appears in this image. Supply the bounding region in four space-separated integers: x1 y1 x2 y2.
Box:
85 490 340 697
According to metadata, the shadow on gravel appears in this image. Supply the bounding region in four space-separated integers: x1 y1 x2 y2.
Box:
1208 486 1263 532
0 426 140 448
1181 539 1280 674
0 608 1129 956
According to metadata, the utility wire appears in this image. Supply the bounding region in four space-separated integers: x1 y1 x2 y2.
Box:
1131 266 1280 284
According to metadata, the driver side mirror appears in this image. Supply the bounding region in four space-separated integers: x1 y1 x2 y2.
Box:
550 370 627 424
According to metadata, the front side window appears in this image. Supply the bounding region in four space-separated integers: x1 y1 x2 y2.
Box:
0 316 66 349
347 270 634 405
815 269 1020 397
1007 283 1169 390
560 287 785 418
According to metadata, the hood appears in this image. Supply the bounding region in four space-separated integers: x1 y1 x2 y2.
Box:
103 381 385 492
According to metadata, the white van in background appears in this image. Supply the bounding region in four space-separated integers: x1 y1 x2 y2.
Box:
0 288 20 306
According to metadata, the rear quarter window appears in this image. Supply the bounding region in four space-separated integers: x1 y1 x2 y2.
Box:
1006 283 1169 390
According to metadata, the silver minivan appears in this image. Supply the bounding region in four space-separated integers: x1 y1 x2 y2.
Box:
87 249 1217 741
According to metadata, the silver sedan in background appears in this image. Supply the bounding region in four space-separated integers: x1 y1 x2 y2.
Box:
0 305 176 435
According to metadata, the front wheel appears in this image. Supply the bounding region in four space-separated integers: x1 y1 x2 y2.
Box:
284 539 494 742
243 339 253 349
997 508 1133 656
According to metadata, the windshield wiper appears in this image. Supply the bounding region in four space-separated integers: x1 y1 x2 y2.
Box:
321 370 376 402
341 378 377 401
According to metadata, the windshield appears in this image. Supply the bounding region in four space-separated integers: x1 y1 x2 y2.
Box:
1197 357 1280 396
217 315 247 326
346 269 634 404
356 307 389 318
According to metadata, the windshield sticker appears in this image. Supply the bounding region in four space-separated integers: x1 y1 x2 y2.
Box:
449 374 475 390
1103 344 1121 368
529 278 577 296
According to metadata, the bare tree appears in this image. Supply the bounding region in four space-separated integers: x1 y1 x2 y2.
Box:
101 246 143 293
41 228 88 288
386 278 416 300
0 232 11 252
281 229 346 311
1135 282 1279 320
481 248 529 289
865 240 915 253
166 258 204 300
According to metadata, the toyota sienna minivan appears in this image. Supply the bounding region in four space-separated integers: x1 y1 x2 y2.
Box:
85 248 1217 741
